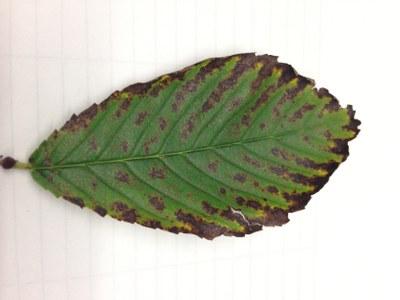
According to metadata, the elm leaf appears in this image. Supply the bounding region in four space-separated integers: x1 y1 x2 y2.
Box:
0 53 360 239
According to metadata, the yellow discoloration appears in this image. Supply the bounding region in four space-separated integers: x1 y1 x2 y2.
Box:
289 77 298 87
120 92 131 99
160 75 170 81
254 209 266 217
254 61 263 70
232 55 241 62
272 67 283 77
179 222 192 231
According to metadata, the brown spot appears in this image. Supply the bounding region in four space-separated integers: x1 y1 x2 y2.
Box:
253 181 260 187
91 180 97 190
181 113 196 140
115 109 123 119
149 167 165 179
61 103 98 132
122 209 137 223
0 156 16 169
40 150 52 167
284 192 312 212
316 87 331 98
241 114 250 126
255 207 289 226
251 54 278 90
271 147 290 160
172 54 236 113
149 79 167 97
168 226 180 234
98 93 114 110
289 103 315 122
149 196 165 211
251 84 276 112
176 209 227 240
219 187 226 194
288 169 335 192
235 196 262 210
202 201 218 215
324 130 332 139
122 81 153 96
220 208 262 235
269 165 287 176
115 170 129 183
207 160 219 172
51 129 60 140
273 75 311 118
201 54 256 113
233 173 247 183
295 156 324 169
246 200 262 210
112 202 128 213
272 107 281 117
236 196 246 206
345 105 361 135
154 72 187 97
276 63 298 86
94 206 107 217
318 88 340 113
110 91 121 98
135 111 149 125
279 159 338 212
46 173 54 183
143 136 158 154
171 102 178 112
159 117 167 130
172 81 197 112
267 186 278 194
228 97 243 112
63 196 84 208
120 98 130 111
121 140 129 153
111 201 137 223
79 104 98 119
330 139 349 156
89 137 98 151
243 154 261 168
259 122 267 129
143 219 162 229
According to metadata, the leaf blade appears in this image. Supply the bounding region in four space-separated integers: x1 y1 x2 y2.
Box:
29 53 360 239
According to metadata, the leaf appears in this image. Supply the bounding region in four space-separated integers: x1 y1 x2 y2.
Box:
1 53 360 239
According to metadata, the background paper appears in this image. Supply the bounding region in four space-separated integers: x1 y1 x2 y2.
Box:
1 0 399 299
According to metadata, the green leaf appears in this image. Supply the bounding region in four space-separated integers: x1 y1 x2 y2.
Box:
2 53 360 239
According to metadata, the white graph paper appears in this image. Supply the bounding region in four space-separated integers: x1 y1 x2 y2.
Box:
1 1 399 300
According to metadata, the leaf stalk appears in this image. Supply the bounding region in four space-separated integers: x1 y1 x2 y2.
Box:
0 155 31 170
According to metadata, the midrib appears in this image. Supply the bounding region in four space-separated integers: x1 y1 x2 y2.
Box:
32 134 280 171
